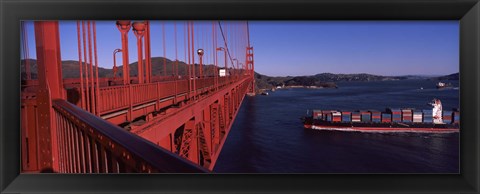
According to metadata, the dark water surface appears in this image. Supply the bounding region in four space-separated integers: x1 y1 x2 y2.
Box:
214 80 459 173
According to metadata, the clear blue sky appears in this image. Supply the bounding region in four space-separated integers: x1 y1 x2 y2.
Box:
23 21 458 76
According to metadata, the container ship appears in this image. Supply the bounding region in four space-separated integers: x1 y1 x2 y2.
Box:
302 99 460 133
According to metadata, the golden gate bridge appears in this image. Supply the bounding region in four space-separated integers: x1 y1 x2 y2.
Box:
20 20 255 173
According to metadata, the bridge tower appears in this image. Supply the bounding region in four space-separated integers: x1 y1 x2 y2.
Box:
246 47 255 95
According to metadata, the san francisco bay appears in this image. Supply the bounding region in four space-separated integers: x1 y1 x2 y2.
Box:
214 79 459 173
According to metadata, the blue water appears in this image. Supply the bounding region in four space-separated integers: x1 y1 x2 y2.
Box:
214 80 459 173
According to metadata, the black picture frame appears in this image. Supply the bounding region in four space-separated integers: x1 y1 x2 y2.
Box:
1 0 479 193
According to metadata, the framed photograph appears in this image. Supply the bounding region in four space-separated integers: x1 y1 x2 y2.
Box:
1 0 479 193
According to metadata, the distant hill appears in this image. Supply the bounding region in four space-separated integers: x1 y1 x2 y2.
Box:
254 72 337 90
253 72 460 90
21 59 116 79
432 73 459 80
20 58 459 91
21 57 217 79
311 73 408 82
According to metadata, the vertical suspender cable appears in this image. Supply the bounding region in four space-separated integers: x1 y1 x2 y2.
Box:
212 22 216 86
93 21 100 116
88 21 96 114
21 22 26 77
82 21 90 112
199 23 203 77
214 21 218 88
76 21 85 109
232 22 235 75
174 21 178 103
191 21 196 98
146 21 151 83
174 22 178 77
203 23 207 77
162 22 167 77
217 22 234 73
187 21 191 98
184 22 187 78
124 28 130 83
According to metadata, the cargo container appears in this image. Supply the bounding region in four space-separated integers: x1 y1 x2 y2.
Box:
422 109 433 123
387 108 402 123
381 113 392 123
369 110 381 123
341 111 351 123
413 111 423 123
443 110 453 123
402 109 413 123
360 111 371 122
321 110 335 120
351 112 361 122
332 112 342 122
453 111 460 124
326 114 332 122
313 110 323 119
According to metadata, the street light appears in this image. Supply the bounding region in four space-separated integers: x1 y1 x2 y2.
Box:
239 63 244 76
197 48 204 56
232 58 239 77
216 47 227 72
112 49 122 80
216 47 228 84
197 48 204 77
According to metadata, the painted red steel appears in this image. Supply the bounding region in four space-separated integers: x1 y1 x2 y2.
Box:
133 76 251 170
133 21 146 84
33 21 64 171
113 49 122 79
52 99 207 173
116 20 131 85
82 21 91 112
21 20 255 173
76 22 85 109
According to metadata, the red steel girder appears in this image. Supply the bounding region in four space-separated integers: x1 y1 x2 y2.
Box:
134 77 251 170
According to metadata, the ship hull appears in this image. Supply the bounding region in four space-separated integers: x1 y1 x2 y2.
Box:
303 117 459 133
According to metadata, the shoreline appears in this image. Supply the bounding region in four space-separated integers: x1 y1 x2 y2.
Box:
258 85 337 92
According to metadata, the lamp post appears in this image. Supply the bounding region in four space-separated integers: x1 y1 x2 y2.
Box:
132 21 146 84
112 49 122 80
239 63 244 76
216 47 228 83
116 20 131 85
232 58 239 79
197 48 204 78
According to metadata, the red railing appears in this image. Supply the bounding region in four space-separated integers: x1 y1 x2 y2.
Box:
131 83 157 105
97 85 130 113
94 76 248 115
52 99 208 173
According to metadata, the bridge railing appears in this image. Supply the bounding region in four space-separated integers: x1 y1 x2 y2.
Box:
52 99 208 173
97 85 130 113
95 76 248 115
131 83 158 105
